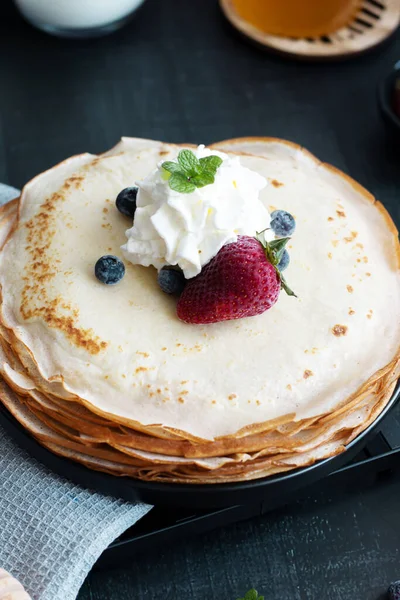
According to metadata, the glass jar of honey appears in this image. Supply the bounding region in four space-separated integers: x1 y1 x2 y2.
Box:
230 0 362 38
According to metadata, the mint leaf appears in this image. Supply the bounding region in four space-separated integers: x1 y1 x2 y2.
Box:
177 150 201 176
191 171 215 188
199 155 223 174
161 149 224 194
237 590 263 600
161 169 172 181
162 161 183 174
169 173 196 194
245 590 259 600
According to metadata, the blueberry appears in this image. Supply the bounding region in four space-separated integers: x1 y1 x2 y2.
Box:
116 187 138 218
277 249 290 272
158 267 186 296
95 255 125 285
270 210 296 237
389 581 400 600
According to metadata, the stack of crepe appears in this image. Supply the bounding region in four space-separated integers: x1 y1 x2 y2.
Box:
0 137 399 484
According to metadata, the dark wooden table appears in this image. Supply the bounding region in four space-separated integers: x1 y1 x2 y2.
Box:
1 1 399 598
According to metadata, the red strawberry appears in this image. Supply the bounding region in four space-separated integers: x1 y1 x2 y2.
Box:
177 235 295 324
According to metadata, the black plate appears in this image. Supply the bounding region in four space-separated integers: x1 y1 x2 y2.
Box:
1 383 399 509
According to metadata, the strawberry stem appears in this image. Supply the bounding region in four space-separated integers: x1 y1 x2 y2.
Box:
279 272 297 297
255 233 297 297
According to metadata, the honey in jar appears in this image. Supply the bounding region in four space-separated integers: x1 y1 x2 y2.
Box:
231 0 362 38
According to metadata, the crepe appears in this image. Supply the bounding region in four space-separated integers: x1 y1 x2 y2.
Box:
0 137 398 483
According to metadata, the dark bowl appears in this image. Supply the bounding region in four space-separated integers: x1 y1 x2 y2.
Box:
378 61 400 138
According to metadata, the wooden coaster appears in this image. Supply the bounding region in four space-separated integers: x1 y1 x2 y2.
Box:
220 0 400 60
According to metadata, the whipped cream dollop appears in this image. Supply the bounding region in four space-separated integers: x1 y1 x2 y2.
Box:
122 145 272 279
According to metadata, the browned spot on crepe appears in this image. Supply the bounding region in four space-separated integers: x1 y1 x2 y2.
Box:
271 179 283 188
344 231 358 243
332 324 348 337
66 175 84 190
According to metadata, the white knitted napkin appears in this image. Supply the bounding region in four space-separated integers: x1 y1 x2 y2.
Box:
0 184 152 600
